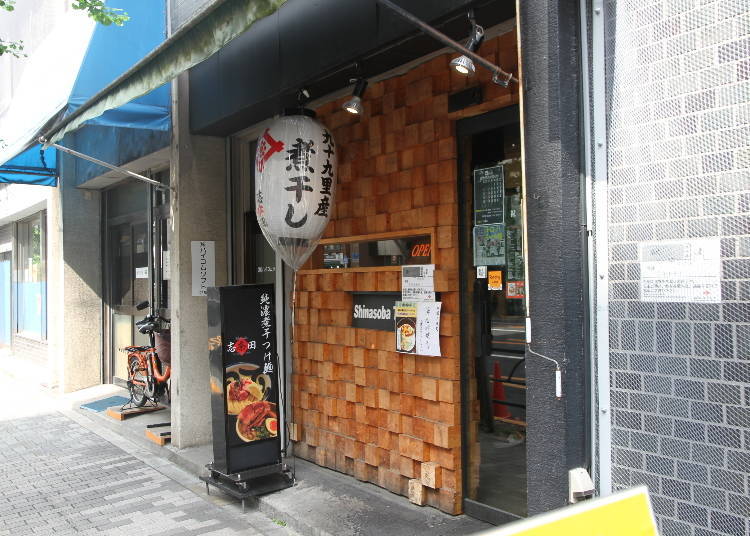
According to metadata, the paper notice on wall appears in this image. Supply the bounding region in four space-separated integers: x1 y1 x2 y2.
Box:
640 238 721 303
135 267 148 279
488 270 503 291
402 264 435 301
191 241 215 296
416 301 441 356
395 300 441 356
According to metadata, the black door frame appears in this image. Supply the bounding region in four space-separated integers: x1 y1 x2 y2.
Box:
457 105 524 525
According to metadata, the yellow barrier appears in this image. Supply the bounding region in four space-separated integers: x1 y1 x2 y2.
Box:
485 487 658 536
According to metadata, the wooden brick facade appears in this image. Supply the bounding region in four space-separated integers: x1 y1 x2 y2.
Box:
290 30 520 515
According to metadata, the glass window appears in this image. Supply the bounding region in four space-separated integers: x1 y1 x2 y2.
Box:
16 212 46 338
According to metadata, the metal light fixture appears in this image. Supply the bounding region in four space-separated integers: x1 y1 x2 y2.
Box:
492 70 513 88
450 12 484 76
343 78 368 115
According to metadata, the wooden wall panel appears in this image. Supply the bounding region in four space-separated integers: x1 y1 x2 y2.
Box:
290 31 519 515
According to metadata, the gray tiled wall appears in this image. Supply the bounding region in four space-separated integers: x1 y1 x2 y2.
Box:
605 1 749 535
169 0 218 33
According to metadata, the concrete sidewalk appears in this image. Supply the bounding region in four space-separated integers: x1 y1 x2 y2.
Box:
66 385 492 536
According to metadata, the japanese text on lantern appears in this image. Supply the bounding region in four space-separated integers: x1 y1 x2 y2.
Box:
314 129 335 218
284 138 316 228
260 292 273 374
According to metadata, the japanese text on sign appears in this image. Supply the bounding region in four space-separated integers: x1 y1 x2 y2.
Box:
314 129 335 218
260 292 273 374
640 238 721 303
284 138 316 228
401 264 435 302
191 241 215 296
394 301 441 356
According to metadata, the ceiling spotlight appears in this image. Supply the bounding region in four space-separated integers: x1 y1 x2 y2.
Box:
343 78 368 115
450 15 484 76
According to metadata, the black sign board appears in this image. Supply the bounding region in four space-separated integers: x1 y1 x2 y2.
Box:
208 284 280 475
474 164 505 225
352 292 399 332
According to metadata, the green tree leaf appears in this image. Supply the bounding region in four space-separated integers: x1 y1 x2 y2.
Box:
1 1 129 56
71 0 129 27
0 38 25 58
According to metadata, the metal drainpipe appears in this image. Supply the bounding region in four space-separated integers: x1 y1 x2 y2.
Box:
580 0 612 495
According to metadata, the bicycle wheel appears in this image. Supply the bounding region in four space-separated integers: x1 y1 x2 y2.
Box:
128 355 149 407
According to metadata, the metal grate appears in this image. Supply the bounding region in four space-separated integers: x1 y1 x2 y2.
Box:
603 1 750 535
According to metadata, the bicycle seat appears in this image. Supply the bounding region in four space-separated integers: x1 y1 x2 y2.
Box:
136 320 158 334
124 345 151 352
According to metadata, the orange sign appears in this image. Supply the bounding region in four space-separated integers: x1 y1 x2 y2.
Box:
411 243 431 257
488 271 502 291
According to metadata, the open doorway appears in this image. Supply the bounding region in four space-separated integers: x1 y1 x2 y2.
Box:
459 106 528 524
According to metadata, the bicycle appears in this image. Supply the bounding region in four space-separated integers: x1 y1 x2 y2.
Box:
123 301 171 407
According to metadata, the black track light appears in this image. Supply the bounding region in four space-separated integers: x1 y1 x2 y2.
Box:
343 78 368 115
450 14 484 75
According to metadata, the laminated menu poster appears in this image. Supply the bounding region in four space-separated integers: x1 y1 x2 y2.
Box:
473 224 506 266
394 301 442 356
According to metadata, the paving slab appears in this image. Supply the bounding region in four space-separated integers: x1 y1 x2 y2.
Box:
67 386 492 536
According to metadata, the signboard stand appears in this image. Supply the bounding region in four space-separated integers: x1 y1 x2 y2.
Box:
200 462 294 512
202 284 294 506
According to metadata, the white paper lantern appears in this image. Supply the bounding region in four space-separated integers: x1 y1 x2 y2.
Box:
254 111 337 271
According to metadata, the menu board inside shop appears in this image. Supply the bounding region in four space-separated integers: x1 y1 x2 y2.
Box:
474 164 505 225
208 284 281 475
473 224 506 267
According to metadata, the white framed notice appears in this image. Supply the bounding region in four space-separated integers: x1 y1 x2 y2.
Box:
640 238 721 303
402 264 435 302
191 241 215 296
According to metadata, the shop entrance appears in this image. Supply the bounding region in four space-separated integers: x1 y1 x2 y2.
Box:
104 175 170 384
458 106 528 524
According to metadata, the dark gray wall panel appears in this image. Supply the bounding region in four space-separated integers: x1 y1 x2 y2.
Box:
519 0 587 515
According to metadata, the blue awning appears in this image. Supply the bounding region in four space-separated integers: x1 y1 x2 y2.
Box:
0 146 57 187
0 0 170 187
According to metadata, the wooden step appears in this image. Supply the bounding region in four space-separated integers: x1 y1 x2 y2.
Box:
105 404 167 421
494 416 527 427
145 428 171 446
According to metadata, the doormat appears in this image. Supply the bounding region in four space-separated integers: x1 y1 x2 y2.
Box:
80 395 131 412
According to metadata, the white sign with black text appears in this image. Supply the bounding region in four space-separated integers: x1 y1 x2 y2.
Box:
191 241 215 297
402 264 435 302
640 238 721 303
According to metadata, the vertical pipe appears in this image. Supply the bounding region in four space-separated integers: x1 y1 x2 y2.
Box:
579 0 596 483
148 182 156 315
